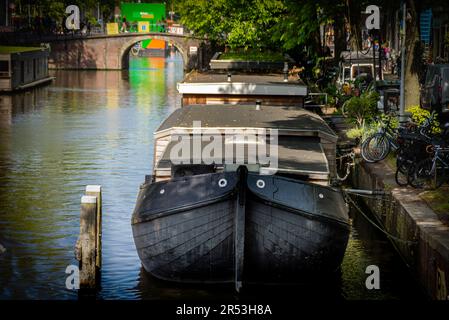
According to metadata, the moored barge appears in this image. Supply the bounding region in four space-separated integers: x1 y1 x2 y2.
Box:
131 104 350 291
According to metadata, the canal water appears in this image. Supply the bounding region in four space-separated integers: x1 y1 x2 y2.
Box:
0 52 424 300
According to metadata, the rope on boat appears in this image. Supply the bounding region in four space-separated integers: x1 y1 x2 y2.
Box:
345 193 417 245
336 152 355 181
344 190 396 202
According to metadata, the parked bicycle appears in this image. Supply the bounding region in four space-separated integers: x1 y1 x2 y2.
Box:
394 129 434 186
407 144 449 189
361 112 437 163
360 113 400 163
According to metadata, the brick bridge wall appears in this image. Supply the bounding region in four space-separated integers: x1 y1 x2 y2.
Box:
46 33 207 71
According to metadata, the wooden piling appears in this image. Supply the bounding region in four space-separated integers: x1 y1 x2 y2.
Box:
85 185 102 270
75 185 103 290
79 195 98 289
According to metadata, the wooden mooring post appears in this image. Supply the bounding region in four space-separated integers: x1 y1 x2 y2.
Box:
85 185 102 271
75 185 102 290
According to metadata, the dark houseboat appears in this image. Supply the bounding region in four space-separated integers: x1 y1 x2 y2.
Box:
0 46 53 92
131 104 350 291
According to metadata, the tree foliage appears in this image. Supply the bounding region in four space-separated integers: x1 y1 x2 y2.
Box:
175 0 362 58
270 1 321 53
175 0 285 50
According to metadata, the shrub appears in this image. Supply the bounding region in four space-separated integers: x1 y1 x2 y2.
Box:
345 115 390 140
346 127 364 140
324 83 349 107
406 105 441 133
343 90 380 128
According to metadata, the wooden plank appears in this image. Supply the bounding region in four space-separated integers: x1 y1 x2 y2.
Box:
85 185 102 270
79 195 97 289
154 136 171 169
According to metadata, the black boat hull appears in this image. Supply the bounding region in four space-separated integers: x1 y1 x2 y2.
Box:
132 172 350 285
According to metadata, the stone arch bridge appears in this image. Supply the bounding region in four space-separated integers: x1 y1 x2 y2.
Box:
47 32 208 71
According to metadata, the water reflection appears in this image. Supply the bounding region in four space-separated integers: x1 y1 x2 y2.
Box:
0 51 423 300
0 53 183 299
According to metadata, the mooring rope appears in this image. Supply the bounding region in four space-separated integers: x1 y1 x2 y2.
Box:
345 193 417 245
337 162 353 181
336 152 355 181
344 190 396 202
336 152 355 161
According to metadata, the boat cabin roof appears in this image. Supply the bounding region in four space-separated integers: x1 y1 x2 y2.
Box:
177 71 307 96
157 136 329 178
156 104 336 139
182 70 305 85
0 46 44 55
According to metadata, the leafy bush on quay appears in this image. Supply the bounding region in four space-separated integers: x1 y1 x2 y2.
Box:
343 91 379 128
407 105 441 134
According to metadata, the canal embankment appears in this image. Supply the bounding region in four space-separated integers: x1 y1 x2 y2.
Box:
326 113 449 300
346 135 449 300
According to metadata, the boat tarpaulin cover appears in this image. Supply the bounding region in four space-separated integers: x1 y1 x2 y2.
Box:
157 135 329 176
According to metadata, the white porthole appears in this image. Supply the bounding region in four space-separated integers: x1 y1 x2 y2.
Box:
256 179 265 189
318 193 324 199
218 178 227 188
160 189 165 195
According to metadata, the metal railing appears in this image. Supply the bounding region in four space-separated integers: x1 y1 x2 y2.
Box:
0 23 189 44
304 92 328 109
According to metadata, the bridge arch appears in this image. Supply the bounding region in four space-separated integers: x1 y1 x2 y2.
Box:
46 33 205 71
120 34 192 70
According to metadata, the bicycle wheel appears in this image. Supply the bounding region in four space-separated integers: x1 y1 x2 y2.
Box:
408 158 433 189
361 134 390 162
395 167 408 186
433 160 448 189
396 154 410 174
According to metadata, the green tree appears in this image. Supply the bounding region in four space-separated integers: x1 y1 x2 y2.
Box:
175 0 285 50
270 0 322 54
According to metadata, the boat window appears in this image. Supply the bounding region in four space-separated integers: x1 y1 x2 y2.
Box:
343 67 350 81
0 61 9 78
352 65 372 78
171 164 215 178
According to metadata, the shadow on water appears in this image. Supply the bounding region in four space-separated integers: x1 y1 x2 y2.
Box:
340 201 427 300
0 50 425 300
135 265 344 301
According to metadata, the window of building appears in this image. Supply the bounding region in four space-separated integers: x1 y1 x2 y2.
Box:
343 67 350 81
0 60 9 78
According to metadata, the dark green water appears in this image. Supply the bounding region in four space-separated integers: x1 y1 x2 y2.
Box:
0 53 424 300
